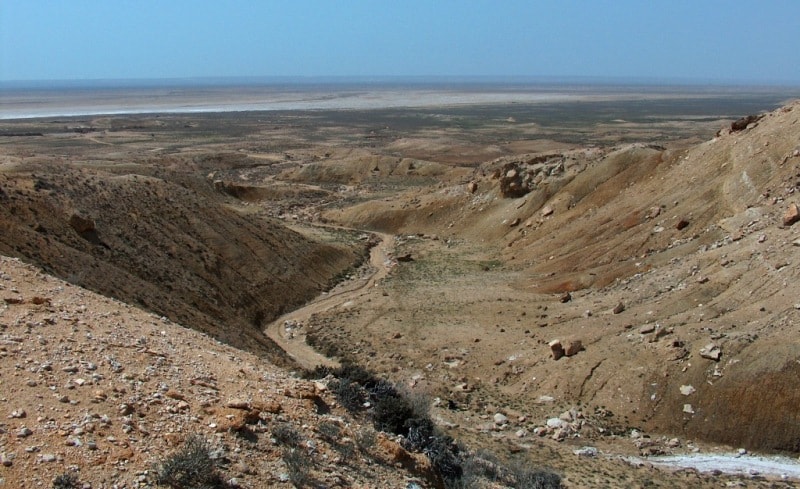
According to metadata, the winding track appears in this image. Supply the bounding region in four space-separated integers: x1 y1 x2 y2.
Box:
264 230 394 370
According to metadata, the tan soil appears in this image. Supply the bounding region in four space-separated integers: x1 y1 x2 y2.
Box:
2 95 800 487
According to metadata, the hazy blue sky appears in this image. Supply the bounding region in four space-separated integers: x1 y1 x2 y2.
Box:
2 1 799 84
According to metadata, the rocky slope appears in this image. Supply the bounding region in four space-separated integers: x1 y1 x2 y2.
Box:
0 255 437 488
323 101 800 453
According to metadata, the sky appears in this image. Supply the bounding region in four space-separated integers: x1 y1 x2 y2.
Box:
2 1 800 85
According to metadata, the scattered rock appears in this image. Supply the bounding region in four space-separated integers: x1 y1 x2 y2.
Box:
680 385 696 396
493 413 508 425
559 292 572 303
549 340 565 360
0 452 13 467
683 404 695 414
541 205 554 217
699 343 722 361
783 203 800 226
564 340 583 357
573 446 598 457
646 206 661 219
612 302 625 314
675 219 690 230
467 181 478 194
639 324 656 334
731 114 762 132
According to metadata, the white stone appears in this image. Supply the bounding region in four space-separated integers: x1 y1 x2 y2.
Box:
573 446 598 457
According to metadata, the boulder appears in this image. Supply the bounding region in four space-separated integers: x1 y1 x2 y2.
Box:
731 114 762 132
699 343 721 361
564 340 583 357
467 181 478 194
783 203 800 226
69 213 96 233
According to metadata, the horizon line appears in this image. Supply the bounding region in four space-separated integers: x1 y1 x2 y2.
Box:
2 75 800 90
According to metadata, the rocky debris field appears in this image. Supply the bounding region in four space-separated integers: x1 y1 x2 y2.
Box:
0 256 440 488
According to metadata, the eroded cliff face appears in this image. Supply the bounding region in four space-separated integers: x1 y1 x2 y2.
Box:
0 163 364 362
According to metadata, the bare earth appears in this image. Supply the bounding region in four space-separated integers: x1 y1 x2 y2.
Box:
2 89 800 488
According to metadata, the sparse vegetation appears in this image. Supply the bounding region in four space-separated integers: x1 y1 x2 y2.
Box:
52 473 80 489
272 423 303 447
153 435 226 489
308 362 561 488
282 448 314 487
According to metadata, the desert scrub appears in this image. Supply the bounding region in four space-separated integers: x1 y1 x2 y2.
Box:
282 447 314 487
272 423 303 447
153 435 226 489
52 472 80 489
306 362 562 489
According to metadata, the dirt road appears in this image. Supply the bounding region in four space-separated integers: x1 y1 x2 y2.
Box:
264 229 394 370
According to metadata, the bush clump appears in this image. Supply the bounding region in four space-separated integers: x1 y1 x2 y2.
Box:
306 362 562 489
153 435 226 489
52 473 80 489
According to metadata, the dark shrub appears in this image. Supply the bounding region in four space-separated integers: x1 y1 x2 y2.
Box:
272 423 302 447
371 393 414 435
283 448 313 487
52 473 80 489
332 378 366 413
154 435 225 489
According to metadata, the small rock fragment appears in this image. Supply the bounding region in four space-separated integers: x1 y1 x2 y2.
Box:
639 324 656 334
612 302 625 314
699 343 722 361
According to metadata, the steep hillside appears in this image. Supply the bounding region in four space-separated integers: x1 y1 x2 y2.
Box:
0 255 439 488
0 163 364 363
321 101 800 453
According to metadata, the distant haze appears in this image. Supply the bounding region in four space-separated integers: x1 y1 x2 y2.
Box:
2 1 800 85
2 81 798 120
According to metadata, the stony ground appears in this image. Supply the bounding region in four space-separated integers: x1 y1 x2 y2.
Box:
0 256 440 488
2 93 800 488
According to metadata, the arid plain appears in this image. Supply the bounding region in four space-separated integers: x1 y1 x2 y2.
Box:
2 88 800 488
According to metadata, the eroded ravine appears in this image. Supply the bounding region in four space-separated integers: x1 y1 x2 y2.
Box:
264 228 394 370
